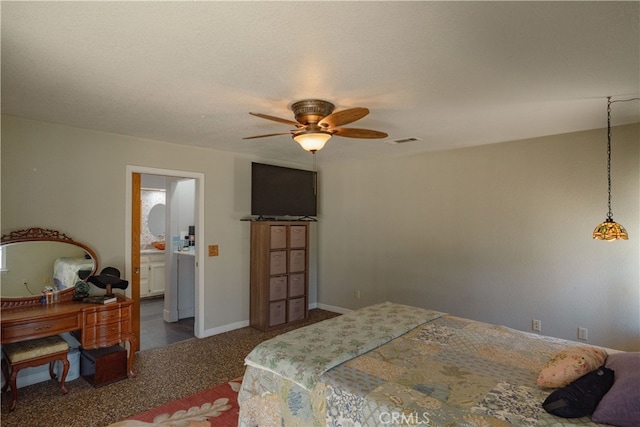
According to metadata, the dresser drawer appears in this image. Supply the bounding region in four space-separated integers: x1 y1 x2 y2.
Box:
84 306 128 327
269 276 287 301
82 320 128 347
1 313 81 343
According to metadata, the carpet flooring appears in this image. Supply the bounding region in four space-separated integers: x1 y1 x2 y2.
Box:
0 309 339 427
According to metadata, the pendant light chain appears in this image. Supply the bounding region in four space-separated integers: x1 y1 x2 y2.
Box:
592 96 638 241
606 97 612 220
606 96 640 221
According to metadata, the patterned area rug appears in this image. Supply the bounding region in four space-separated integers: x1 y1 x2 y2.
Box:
108 377 242 427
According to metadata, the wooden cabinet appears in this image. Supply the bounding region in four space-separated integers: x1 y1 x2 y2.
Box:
250 221 309 330
140 253 165 298
80 301 132 348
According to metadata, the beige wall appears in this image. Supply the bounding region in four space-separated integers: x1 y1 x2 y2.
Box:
317 124 639 351
2 115 638 350
1 116 320 334
1 116 317 336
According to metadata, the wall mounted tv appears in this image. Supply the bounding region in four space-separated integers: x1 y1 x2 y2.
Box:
251 162 317 218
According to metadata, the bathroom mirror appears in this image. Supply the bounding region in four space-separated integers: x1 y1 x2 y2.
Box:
148 203 166 237
1 228 97 306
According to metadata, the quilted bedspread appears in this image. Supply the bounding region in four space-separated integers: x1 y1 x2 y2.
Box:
244 302 445 391
239 303 610 426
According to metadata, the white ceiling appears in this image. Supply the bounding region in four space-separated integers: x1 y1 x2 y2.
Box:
2 1 639 166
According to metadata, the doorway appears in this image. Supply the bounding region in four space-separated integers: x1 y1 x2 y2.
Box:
125 166 205 352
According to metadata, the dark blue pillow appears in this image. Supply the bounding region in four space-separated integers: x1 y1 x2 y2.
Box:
542 366 614 418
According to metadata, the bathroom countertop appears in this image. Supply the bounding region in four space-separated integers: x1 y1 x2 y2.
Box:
141 248 165 255
174 248 196 256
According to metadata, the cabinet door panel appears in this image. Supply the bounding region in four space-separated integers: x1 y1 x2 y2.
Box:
149 261 165 296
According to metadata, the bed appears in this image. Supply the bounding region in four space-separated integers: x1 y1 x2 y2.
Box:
53 257 94 290
239 302 638 427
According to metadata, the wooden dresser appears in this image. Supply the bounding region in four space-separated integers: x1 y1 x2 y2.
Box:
249 221 309 331
0 296 137 378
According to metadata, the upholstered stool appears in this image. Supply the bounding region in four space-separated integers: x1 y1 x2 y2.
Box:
1 335 69 411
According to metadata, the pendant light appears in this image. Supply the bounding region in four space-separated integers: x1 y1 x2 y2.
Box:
592 96 636 241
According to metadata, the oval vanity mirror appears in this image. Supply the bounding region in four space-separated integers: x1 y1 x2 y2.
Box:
148 203 166 237
1 228 98 306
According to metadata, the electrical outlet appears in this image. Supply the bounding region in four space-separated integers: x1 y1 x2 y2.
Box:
578 327 588 340
532 319 542 332
354 290 361 299
208 245 219 257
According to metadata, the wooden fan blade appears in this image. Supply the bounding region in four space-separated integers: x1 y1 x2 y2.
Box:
332 128 388 139
249 112 303 128
318 107 369 128
243 132 293 140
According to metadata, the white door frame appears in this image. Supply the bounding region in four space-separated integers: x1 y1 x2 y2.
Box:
125 165 205 339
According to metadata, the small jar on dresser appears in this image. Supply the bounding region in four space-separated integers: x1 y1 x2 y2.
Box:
249 221 309 330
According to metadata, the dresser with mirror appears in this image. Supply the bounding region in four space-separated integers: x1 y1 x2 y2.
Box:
0 228 137 378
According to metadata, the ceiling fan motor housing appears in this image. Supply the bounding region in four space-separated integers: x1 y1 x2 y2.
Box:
292 99 335 125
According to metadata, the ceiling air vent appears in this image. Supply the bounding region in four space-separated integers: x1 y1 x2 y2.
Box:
386 137 421 145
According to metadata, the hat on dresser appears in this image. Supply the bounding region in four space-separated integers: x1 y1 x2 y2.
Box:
87 267 129 297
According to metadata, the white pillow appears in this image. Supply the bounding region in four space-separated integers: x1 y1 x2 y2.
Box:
537 346 607 388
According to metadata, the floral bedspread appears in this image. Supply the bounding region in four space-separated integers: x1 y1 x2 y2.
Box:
244 302 445 391
239 306 610 427
53 257 93 289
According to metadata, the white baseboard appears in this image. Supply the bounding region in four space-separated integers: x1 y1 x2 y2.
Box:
198 302 348 339
200 319 250 338
316 302 352 314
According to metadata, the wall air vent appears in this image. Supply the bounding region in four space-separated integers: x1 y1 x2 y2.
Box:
386 137 421 145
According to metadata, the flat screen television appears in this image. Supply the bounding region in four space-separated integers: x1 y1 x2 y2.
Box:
251 162 317 218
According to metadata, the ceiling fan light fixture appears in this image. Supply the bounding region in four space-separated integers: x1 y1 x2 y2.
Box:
245 98 386 153
293 132 332 152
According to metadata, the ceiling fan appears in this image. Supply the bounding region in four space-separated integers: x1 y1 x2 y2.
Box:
243 99 388 153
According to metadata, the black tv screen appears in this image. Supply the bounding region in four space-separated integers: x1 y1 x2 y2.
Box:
251 162 317 217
